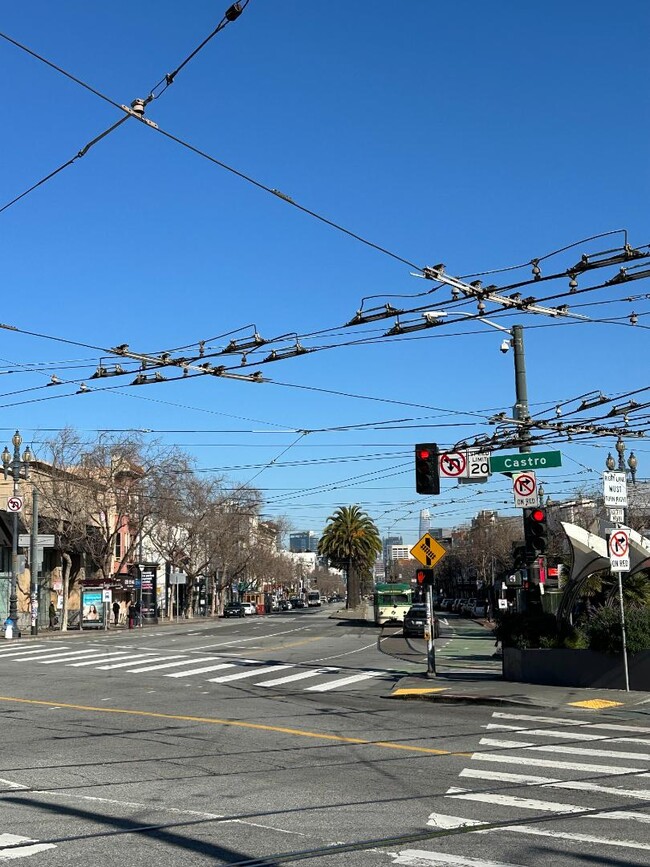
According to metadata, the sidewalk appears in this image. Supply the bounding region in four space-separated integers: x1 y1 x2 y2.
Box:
389 614 650 714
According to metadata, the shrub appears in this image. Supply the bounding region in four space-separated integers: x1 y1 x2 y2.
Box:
583 606 650 655
495 612 559 649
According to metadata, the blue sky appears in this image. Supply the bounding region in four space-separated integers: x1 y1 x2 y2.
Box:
1 1 648 545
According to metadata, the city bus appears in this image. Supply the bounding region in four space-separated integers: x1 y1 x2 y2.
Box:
307 590 321 607
373 582 413 625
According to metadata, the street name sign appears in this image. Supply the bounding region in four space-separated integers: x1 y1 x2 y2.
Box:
603 471 628 507
410 533 447 568
490 450 562 473
512 471 538 508
608 527 630 572
18 534 56 547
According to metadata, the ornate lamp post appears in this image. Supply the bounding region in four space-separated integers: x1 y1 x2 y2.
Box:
2 431 32 633
606 436 638 483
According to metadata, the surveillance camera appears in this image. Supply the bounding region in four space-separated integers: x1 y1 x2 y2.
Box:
500 339 511 353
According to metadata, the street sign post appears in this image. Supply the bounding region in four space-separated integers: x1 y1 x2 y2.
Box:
603 471 628 508
512 471 538 508
410 533 447 568
490 450 562 473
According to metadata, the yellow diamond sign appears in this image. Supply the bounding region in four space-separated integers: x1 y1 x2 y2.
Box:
410 533 447 568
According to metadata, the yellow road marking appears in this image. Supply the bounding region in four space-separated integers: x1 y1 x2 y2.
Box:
0 695 459 756
568 698 624 709
391 687 448 696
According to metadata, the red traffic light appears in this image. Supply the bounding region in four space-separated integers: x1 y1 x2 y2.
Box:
417 448 431 460
531 509 545 522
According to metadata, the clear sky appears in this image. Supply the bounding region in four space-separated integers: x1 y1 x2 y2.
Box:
1 1 648 546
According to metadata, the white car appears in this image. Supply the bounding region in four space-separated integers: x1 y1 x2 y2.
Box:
241 602 256 616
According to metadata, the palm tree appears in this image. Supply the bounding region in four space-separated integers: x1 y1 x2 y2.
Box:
318 505 382 608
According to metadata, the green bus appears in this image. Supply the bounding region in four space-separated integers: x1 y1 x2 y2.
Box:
373 582 413 625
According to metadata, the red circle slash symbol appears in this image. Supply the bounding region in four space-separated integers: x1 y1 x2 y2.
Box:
439 452 466 477
514 474 535 496
610 531 629 558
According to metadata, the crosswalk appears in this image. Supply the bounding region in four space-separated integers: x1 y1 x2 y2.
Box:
391 709 650 865
0 642 394 693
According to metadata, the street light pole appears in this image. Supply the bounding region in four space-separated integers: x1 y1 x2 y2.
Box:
511 324 531 454
2 431 33 635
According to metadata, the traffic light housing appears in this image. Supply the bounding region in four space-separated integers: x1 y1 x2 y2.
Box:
524 507 548 558
415 568 434 587
415 443 440 495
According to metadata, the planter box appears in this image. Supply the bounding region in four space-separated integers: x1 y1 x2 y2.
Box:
503 647 650 691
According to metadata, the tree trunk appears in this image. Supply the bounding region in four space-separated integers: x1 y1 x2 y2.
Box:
61 551 72 632
347 558 361 609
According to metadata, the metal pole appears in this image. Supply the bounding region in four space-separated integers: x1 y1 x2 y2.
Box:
9 508 18 626
426 584 436 676
617 570 630 691
30 489 38 635
512 324 531 454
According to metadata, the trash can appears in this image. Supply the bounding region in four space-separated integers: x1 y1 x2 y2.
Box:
4 619 15 640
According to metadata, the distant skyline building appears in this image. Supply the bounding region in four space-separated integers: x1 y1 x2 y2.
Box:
289 531 319 554
382 535 403 564
418 509 430 538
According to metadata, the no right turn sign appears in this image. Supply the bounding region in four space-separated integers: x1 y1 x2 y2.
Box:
608 527 630 572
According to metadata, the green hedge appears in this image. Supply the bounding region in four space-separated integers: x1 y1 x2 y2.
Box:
495 607 650 653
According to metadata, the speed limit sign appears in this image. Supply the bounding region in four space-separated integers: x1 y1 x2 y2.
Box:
6 495 23 513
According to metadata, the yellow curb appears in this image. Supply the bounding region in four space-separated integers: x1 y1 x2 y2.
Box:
568 698 624 709
391 687 448 695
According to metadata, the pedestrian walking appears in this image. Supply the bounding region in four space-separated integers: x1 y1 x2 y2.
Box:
48 602 57 629
127 600 135 630
134 599 141 627
112 600 120 626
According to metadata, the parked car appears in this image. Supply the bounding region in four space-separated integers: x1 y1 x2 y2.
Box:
241 602 256 616
403 604 440 639
461 598 477 616
279 600 292 611
439 598 452 611
290 597 306 608
472 602 487 618
223 602 245 618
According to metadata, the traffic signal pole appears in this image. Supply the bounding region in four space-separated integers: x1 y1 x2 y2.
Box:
512 325 531 455
426 584 436 676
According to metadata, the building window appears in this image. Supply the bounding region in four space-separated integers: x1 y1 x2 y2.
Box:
114 534 122 560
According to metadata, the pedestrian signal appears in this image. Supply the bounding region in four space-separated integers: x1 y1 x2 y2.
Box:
415 443 440 495
415 568 434 586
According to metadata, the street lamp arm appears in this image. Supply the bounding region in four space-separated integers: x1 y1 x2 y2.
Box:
423 309 513 335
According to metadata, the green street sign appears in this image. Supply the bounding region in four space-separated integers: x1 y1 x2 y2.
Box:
489 450 562 473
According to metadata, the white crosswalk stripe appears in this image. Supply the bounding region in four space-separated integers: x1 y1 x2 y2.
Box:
0 832 56 860
305 670 383 691
0 645 395 693
416 709 650 865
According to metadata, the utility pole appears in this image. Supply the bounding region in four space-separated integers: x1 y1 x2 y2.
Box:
30 489 38 635
511 324 531 454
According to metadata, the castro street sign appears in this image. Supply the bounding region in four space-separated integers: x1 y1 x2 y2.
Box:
489 450 562 473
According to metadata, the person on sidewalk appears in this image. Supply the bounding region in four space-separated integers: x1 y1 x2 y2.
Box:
112 600 120 626
48 602 57 629
127 600 135 630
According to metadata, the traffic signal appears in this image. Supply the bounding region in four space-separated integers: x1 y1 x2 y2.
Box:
524 507 548 558
415 568 434 586
415 443 440 495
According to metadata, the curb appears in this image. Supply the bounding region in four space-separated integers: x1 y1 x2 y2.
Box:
387 690 537 708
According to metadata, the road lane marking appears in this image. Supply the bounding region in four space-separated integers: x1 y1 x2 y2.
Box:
0 695 457 755
247 637 323 653
426 812 650 852
473 752 641 775
0 647 71 660
485 722 650 746
207 664 290 683
306 671 383 692
569 699 624 709
95 655 185 670
493 712 650 733
167 663 238 678
128 658 217 673
391 851 527 866
0 833 56 859
35 650 114 664
479 736 650 762
459 767 650 799
392 688 448 696
257 667 339 687
67 653 134 667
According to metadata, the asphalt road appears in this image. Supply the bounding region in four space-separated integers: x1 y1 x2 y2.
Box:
1 607 649 866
